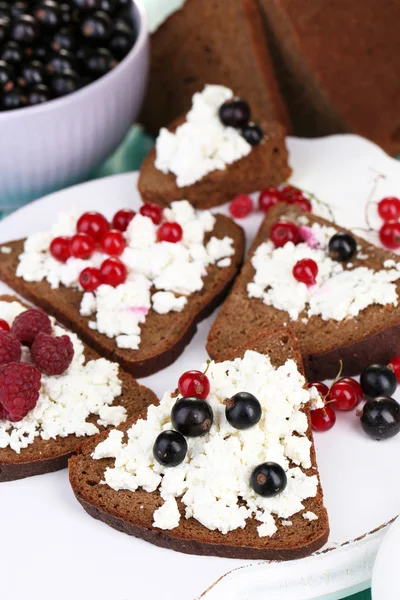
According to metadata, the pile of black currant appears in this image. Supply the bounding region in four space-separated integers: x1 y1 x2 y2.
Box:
218 97 264 147
0 0 136 111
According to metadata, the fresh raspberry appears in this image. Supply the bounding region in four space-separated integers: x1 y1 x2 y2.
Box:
0 332 21 366
31 332 74 375
11 309 52 347
0 362 42 422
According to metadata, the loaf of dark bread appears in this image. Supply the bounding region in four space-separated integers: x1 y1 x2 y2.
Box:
207 204 400 380
0 295 158 482
0 215 244 378
69 327 329 560
259 0 400 156
140 0 290 135
138 115 291 209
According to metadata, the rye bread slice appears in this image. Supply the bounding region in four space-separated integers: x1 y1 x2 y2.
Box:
69 327 329 560
0 215 244 378
207 204 400 380
138 115 291 210
0 294 158 482
139 0 290 135
259 0 400 156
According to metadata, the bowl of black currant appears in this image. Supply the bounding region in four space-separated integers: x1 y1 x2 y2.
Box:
0 0 149 209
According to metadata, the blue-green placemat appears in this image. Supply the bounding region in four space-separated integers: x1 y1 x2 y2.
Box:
0 127 372 600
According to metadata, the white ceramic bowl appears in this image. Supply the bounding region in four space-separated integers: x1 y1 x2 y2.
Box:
0 0 149 211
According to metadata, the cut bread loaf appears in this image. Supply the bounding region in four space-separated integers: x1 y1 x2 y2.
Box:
140 0 290 135
0 215 244 378
207 204 400 380
259 0 400 156
0 294 158 482
69 327 329 560
138 115 291 210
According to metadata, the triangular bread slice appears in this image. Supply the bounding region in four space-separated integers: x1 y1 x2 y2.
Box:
140 0 291 135
0 295 158 482
0 215 244 378
138 115 291 210
69 328 329 560
207 204 400 380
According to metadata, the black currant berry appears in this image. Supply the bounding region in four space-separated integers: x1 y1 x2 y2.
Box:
27 83 51 105
153 430 188 467
219 98 251 128
51 70 79 96
34 1 61 30
11 15 40 46
225 391 262 430
250 462 287 497
242 123 263 146
328 232 357 262
360 364 397 398
81 11 113 42
360 397 400 440
171 397 213 437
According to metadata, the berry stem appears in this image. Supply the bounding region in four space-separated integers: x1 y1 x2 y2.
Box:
283 182 336 222
364 169 387 230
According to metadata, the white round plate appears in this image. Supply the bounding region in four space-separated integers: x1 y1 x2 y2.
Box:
1 134 399 600
371 517 399 600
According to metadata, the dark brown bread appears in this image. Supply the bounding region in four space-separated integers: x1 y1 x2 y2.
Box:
140 0 290 135
0 295 158 482
138 115 291 210
259 0 400 156
69 328 329 560
207 204 400 380
0 216 244 378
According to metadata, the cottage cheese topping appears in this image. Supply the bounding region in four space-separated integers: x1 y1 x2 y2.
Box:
16 201 234 350
93 351 319 537
155 85 252 187
248 222 400 322
0 300 125 453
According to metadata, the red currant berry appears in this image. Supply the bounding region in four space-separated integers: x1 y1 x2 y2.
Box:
79 267 102 292
112 208 135 232
292 197 312 212
178 370 211 399
308 381 329 397
328 377 363 411
378 197 400 222
310 406 336 432
100 229 126 256
0 319 10 333
77 211 109 242
281 185 304 202
100 257 127 287
293 258 318 286
50 236 71 263
270 221 301 248
388 356 400 383
70 233 95 260
157 222 183 243
140 203 163 225
379 221 400 249
258 187 284 212
229 194 253 219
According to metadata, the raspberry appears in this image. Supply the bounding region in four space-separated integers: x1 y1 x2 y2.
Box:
0 332 21 366
11 309 52 347
31 332 74 375
0 362 41 422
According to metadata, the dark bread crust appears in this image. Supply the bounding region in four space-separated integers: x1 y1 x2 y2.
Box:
259 0 400 156
69 328 329 560
0 295 158 482
138 115 291 210
139 0 291 135
0 215 245 378
207 204 400 380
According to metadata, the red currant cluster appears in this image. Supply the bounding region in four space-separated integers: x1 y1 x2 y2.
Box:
376 196 400 250
229 185 312 220
49 203 183 292
310 356 400 440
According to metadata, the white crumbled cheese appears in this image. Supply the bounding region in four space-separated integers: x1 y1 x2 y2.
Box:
0 300 126 453
152 291 187 314
155 85 252 187
281 520 293 526
303 511 318 521
309 386 325 410
0 246 11 254
217 258 231 268
17 201 233 350
153 496 181 529
248 222 400 322
93 351 318 538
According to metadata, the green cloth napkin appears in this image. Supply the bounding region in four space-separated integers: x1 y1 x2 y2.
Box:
0 126 372 600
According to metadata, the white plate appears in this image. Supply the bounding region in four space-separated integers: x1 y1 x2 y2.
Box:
1 134 399 600
371 517 399 600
